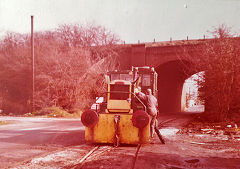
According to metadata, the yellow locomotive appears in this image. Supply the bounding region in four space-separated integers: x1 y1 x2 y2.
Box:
81 66 158 146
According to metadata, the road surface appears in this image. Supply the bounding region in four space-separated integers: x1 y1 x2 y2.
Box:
0 116 84 168
0 113 239 169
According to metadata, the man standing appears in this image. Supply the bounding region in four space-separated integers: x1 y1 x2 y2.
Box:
136 88 158 138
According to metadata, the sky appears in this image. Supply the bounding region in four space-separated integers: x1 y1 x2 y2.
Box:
0 0 240 43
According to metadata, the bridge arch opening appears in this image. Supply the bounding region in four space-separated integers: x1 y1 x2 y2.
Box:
182 71 205 112
155 60 198 113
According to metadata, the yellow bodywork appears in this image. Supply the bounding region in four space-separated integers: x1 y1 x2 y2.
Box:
85 113 150 144
85 79 150 145
106 80 132 113
107 100 131 113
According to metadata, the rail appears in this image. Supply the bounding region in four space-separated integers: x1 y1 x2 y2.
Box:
65 144 142 169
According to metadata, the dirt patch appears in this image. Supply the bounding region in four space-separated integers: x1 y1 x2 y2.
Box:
179 120 240 142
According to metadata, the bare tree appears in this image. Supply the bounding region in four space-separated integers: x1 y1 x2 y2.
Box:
187 25 240 122
0 23 120 115
0 32 32 114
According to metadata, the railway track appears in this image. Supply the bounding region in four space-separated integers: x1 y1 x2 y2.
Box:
12 118 180 169
66 118 179 169
158 118 178 127
131 144 141 169
68 145 115 169
13 143 142 169
66 144 142 169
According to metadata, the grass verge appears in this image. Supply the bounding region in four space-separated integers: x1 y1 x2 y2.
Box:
0 121 12 125
25 106 82 118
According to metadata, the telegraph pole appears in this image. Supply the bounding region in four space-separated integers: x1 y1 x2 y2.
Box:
31 15 35 112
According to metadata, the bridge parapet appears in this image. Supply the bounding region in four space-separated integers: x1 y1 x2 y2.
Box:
119 38 207 69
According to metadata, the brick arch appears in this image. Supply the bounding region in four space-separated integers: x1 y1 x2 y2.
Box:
117 41 205 112
155 60 196 113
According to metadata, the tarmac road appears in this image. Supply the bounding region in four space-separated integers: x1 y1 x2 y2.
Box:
0 116 85 168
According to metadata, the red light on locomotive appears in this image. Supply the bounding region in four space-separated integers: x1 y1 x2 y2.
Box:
81 110 99 127
132 110 149 129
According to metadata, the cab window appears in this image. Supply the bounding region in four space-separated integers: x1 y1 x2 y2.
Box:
120 74 132 81
111 74 120 81
110 84 130 100
142 74 151 86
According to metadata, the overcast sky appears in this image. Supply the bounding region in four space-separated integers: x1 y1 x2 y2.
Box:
0 0 240 43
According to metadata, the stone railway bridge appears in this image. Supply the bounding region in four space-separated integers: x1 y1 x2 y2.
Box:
117 39 206 113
